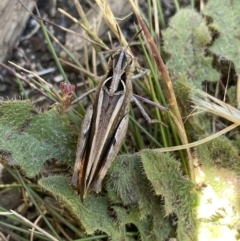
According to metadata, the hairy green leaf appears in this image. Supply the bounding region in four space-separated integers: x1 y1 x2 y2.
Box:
198 136 239 170
39 176 127 239
0 100 75 177
162 8 219 88
40 155 175 240
106 154 152 212
203 0 240 73
141 150 196 241
106 154 173 240
113 207 153 241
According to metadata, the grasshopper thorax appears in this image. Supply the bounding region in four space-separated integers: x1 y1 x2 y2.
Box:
107 48 133 96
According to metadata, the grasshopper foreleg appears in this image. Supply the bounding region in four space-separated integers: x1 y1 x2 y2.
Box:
132 66 150 80
98 51 111 71
71 87 97 105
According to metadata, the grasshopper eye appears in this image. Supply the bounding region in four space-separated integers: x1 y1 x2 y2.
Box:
126 53 133 65
125 57 132 66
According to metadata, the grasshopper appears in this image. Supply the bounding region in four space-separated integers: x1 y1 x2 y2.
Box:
71 42 167 200
71 46 134 200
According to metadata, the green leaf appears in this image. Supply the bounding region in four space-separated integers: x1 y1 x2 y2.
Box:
106 154 173 240
198 136 240 172
39 176 126 239
141 150 196 241
203 0 240 73
162 8 219 88
113 207 152 241
40 155 174 240
0 100 76 177
106 154 151 211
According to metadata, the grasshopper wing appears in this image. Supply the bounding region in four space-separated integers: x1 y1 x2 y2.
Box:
91 113 129 193
71 105 93 195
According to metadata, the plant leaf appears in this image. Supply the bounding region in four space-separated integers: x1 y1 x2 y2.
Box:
39 176 127 239
162 8 219 88
0 100 75 177
40 154 174 240
106 154 173 240
203 0 240 74
141 149 196 241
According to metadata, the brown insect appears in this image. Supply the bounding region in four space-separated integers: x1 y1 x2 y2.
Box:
71 37 168 200
71 46 134 200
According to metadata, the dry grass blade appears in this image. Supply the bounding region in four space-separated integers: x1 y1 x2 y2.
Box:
155 123 238 152
73 0 90 28
30 211 47 241
192 89 240 124
8 61 62 101
128 0 195 182
156 88 240 152
237 75 240 108
58 8 107 48
0 232 8 241
95 0 128 46
10 210 59 241
59 58 101 81
0 212 12 215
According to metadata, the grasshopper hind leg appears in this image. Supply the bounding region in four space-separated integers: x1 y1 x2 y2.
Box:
132 96 161 124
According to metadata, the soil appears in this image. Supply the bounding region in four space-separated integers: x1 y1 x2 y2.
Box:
0 1 84 106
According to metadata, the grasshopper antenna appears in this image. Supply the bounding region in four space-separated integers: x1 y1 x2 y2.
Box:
116 25 142 50
126 28 143 48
